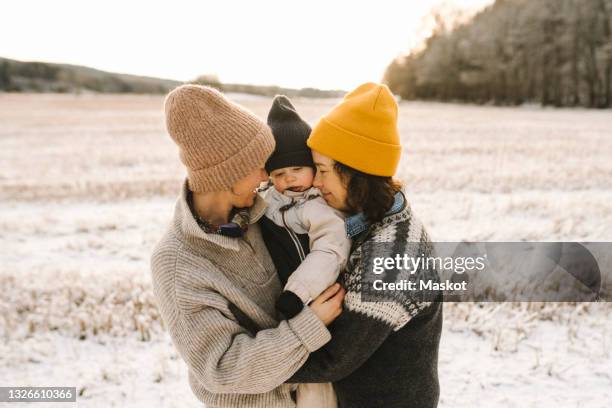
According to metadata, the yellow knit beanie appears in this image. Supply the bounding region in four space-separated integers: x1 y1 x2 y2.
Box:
307 82 401 177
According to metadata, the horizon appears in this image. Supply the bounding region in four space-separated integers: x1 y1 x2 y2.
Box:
1 0 494 90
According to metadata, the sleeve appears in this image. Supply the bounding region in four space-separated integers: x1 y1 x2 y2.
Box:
284 199 351 302
287 297 436 384
286 243 435 383
285 299 394 383
172 286 332 394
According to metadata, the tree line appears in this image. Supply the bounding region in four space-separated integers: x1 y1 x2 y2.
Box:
0 57 179 94
384 0 612 108
190 75 345 98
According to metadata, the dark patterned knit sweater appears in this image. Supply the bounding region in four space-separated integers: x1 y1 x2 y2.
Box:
286 192 443 408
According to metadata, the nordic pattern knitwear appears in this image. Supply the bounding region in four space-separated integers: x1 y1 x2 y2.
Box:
288 198 443 408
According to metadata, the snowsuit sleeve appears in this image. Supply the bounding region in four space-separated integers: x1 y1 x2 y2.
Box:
284 198 351 303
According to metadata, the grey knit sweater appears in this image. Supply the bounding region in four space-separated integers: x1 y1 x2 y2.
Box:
150 180 331 407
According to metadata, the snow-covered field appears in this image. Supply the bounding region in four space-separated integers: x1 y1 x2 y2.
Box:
1 93 611 407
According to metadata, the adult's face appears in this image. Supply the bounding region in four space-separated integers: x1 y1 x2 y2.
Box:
312 150 349 212
230 166 268 208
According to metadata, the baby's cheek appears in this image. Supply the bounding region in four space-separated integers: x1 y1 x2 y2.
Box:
273 179 285 192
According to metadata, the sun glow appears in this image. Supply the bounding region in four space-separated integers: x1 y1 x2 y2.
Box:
0 0 493 90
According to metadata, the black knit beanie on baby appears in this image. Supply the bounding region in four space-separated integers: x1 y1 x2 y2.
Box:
265 95 314 173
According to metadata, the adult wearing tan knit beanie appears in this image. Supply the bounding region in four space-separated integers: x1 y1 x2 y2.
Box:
151 84 344 408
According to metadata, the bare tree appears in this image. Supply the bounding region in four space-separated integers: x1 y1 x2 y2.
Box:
384 0 612 108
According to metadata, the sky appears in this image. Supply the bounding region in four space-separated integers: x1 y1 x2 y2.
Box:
1 0 494 90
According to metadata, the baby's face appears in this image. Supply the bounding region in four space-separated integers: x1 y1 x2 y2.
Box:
269 166 315 194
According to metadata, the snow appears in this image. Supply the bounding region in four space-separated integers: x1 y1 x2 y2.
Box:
1 93 611 407
440 303 611 407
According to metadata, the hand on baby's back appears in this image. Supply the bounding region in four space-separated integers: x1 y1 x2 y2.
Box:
309 283 345 326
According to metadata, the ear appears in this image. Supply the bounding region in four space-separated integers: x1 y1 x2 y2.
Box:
228 185 240 197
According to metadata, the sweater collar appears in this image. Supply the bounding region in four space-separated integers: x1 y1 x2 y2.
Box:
345 190 406 238
175 179 267 250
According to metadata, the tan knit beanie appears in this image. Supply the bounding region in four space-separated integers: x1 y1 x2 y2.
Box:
164 85 275 192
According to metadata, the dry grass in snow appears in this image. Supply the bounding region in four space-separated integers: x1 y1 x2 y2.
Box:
1 93 611 407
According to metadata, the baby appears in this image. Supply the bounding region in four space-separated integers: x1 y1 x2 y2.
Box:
259 95 350 408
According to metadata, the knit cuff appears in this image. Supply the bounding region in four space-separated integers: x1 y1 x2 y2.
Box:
276 291 304 320
287 305 331 352
283 282 312 304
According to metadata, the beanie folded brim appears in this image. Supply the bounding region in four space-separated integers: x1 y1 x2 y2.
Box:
307 118 401 177
186 123 275 192
265 150 315 173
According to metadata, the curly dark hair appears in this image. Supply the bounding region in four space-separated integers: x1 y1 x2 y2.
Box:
334 161 402 224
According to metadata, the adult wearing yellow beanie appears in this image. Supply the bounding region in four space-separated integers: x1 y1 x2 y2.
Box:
286 83 443 408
